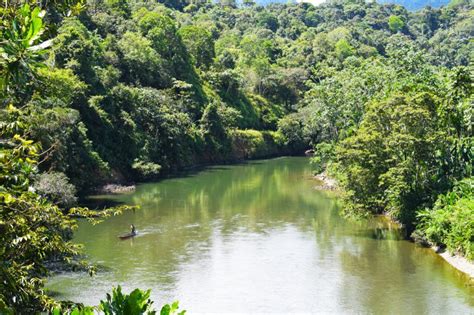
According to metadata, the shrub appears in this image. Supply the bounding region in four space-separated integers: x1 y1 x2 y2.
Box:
230 129 285 160
416 178 474 260
33 172 78 208
132 160 162 180
310 142 335 174
277 115 305 153
51 286 185 315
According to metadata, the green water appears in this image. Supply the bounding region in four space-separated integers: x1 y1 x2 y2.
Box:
47 157 473 313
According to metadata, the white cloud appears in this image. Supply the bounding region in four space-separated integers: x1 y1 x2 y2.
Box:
296 0 327 5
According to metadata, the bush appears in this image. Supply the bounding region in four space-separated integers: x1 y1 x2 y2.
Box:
230 129 285 160
277 115 306 153
132 160 162 180
33 172 78 208
416 178 474 260
52 286 185 315
310 142 335 174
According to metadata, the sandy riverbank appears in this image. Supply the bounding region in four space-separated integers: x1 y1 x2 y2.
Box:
434 247 474 279
312 173 474 279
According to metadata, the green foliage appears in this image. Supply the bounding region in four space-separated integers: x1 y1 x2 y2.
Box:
310 142 335 175
178 26 215 69
117 32 165 87
33 172 78 207
336 93 442 223
334 39 355 60
132 160 162 181
0 5 135 312
334 65 472 231
230 129 285 160
0 116 123 312
52 18 104 88
0 4 50 100
51 286 185 315
10 0 469 195
0 110 134 312
105 0 130 17
100 286 155 314
277 115 305 152
2 0 474 309
200 102 231 160
159 301 186 315
417 178 474 260
256 12 279 32
388 15 405 33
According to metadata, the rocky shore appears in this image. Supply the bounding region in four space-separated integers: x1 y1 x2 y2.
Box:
98 184 136 194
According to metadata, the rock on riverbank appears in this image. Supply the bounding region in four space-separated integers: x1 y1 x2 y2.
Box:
99 184 136 194
314 172 338 191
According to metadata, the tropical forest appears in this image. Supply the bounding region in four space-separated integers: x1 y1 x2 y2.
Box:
1 0 473 313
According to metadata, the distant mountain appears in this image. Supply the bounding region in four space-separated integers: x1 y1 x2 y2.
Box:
254 0 452 11
377 0 451 11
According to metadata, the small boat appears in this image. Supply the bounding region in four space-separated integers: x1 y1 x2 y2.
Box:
118 231 137 240
119 224 137 240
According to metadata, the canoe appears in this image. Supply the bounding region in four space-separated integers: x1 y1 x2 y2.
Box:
118 231 137 240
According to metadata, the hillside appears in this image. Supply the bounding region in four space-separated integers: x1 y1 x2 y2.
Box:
1 0 473 311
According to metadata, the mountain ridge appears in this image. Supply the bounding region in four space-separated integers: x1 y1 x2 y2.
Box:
254 0 452 11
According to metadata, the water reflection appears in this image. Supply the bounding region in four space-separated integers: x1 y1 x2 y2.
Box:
47 157 473 313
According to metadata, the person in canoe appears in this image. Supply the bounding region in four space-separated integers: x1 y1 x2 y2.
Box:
119 224 137 239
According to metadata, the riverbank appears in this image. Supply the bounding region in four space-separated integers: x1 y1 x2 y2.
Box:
313 172 474 280
95 153 298 195
98 184 136 194
86 129 296 196
434 247 474 279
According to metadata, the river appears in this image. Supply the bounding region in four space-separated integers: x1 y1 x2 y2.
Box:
47 157 473 313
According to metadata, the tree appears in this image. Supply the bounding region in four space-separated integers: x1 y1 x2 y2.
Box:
33 172 78 208
278 115 305 153
257 12 280 32
388 15 405 33
0 108 131 312
0 5 132 312
200 102 230 159
117 32 167 87
178 26 215 69
335 38 355 60
337 93 442 226
105 0 130 17
0 4 51 102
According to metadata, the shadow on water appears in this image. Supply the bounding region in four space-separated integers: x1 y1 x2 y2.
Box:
156 160 260 180
80 197 126 209
80 160 264 208
359 216 407 241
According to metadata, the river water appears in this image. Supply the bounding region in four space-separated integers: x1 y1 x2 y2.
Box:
47 157 473 313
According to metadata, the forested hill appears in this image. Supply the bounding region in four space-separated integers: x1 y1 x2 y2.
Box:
4 0 471 194
1 0 473 311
